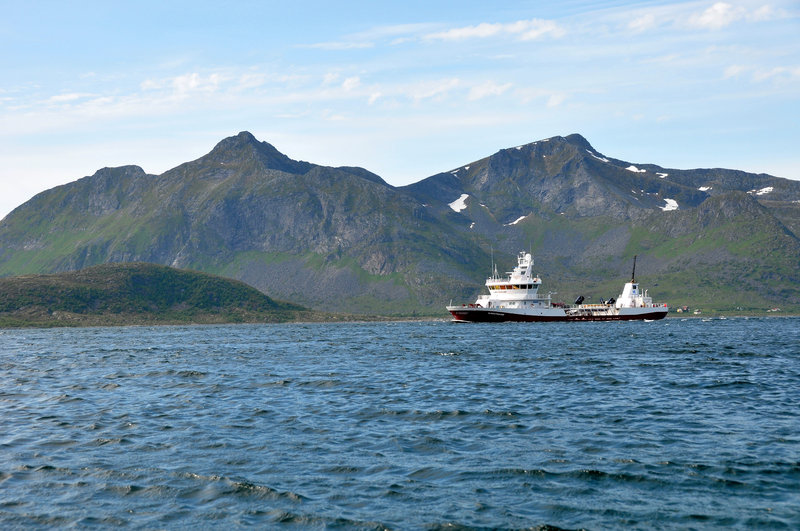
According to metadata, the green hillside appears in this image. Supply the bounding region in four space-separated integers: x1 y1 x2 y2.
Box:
1 132 798 316
0 263 317 327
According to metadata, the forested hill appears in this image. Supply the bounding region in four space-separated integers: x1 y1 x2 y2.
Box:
0 262 315 327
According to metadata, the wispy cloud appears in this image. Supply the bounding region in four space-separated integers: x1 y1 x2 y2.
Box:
46 92 96 104
623 2 791 34
689 2 747 29
341 76 361 91
302 23 437 50
516 88 568 108
723 64 748 78
686 2 789 30
141 72 225 95
424 18 565 41
172 73 224 97
628 13 657 33
303 41 374 51
723 63 800 83
408 78 461 102
752 65 800 82
468 81 512 101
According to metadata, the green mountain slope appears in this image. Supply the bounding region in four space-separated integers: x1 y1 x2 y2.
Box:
0 262 313 327
401 135 800 312
0 133 484 313
1 132 798 315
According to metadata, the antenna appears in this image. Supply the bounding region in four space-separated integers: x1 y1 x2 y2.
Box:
631 255 637 282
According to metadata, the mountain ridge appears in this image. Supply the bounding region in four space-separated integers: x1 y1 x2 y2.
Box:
1 131 798 314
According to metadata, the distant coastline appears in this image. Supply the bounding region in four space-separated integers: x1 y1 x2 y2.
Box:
0 262 310 328
0 262 794 329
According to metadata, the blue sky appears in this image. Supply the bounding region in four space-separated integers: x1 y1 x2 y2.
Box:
1 0 798 219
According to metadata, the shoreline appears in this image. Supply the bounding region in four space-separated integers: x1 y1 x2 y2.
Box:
2 312 797 330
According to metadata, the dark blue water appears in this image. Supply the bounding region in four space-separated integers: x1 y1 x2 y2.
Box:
1 318 798 529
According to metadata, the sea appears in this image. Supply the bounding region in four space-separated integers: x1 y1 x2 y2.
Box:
1 317 798 529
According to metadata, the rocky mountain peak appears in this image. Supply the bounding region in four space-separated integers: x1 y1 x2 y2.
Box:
564 133 592 149
206 131 313 175
87 165 149 182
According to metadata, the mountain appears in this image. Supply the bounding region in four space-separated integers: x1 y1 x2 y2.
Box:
1 132 798 314
0 262 314 327
402 134 800 311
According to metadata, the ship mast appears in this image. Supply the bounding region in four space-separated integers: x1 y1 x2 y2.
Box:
631 255 637 282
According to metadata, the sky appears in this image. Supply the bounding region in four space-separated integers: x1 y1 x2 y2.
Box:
1 0 799 220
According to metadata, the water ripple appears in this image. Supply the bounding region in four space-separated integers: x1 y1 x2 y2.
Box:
0 318 798 528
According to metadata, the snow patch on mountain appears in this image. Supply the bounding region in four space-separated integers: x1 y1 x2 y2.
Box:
448 194 469 212
586 149 609 162
660 198 679 211
450 165 471 175
748 186 773 196
626 165 646 173
505 214 528 226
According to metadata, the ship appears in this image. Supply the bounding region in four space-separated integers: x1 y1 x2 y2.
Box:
447 251 668 322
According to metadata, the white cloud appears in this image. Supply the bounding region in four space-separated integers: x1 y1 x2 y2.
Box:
687 2 788 31
236 73 267 90
303 23 438 49
141 72 225 97
46 93 94 104
321 109 346 121
516 87 568 108
427 22 502 40
546 93 566 107
409 78 461 102
722 63 800 83
140 78 162 91
625 2 790 34
425 18 564 41
723 64 747 78
628 13 657 32
468 81 512 101
519 20 566 40
689 2 745 29
342 76 361 91
172 72 223 96
752 65 800 82
303 41 374 50
751 4 780 21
